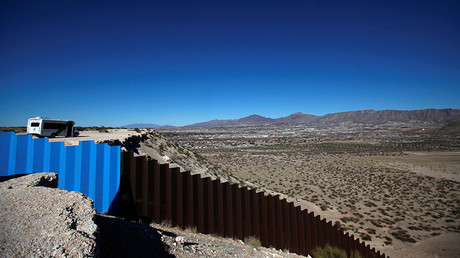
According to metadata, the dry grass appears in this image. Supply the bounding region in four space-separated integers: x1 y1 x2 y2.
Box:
244 236 262 250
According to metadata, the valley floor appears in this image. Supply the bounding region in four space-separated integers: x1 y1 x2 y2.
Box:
203 150 460 257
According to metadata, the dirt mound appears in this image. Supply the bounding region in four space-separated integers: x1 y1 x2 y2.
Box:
0 173 97 257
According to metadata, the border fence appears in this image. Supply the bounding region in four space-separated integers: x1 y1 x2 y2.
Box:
0 132 386 257
120 151 386 258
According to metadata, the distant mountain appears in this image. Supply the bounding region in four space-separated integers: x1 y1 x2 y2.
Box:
189 114 275 127
276 112 319 124
122 123 169 128
318 109 460 124
187 109 460 127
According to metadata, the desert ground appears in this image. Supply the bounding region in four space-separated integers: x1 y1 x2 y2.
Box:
203 150 459 256
160 123 460 257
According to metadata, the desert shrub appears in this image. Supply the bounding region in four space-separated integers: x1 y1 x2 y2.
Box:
366 228 376 235
381 217 395 225
334 221 342 228
244 236 261 250
360 233 371 241
384 236 393 245
78 126 114 132
185 226 198 233
364 201 377 207
340 216 359 223
391 229 416 243
378 208 390 216
350 250 362 258
98 128 109 133
160 220 172 228
312 244 348 258
96 126 109 133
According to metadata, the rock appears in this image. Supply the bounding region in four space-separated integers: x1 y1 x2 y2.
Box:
0 173 97 257
175 236 185 244
0 172 58 189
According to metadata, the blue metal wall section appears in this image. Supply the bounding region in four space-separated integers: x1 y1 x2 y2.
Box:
0 132 120 215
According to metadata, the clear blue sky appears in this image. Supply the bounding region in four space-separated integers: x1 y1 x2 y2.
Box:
1 1 459 126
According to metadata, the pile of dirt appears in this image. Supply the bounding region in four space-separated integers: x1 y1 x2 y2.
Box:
0 173 97 257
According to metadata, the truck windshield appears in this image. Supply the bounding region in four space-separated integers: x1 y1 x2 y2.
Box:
31 122 40 127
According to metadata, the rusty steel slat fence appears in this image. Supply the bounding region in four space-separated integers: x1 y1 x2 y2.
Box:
119 151 386 258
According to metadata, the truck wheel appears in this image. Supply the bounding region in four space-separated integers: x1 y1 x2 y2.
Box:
50 133 56 138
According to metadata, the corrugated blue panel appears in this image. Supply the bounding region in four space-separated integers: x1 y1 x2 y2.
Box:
109 145 121 215
0 132 16 175
0 132 121 215
65 146 76 191
102 145 111 213
73 144 83 192
33 138 50 172
50 141 66 186
81 141 96 201
96 143 110 213
43 139 51 172
15 135 34 174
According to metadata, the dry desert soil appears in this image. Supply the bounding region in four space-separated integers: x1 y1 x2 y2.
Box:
203 149 460 257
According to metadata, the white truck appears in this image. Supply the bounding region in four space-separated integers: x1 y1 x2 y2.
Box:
27 117 79 138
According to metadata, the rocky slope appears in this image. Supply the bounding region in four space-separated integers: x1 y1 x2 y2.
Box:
0 173 97 257
102 130 243 185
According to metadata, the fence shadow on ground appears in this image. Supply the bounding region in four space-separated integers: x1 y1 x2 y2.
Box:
94 214 173 258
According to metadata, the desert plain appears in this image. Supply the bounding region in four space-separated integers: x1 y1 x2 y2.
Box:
160 122 460 257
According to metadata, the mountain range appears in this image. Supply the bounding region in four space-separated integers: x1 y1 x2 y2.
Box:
122 109 460 128
187 109 460 127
